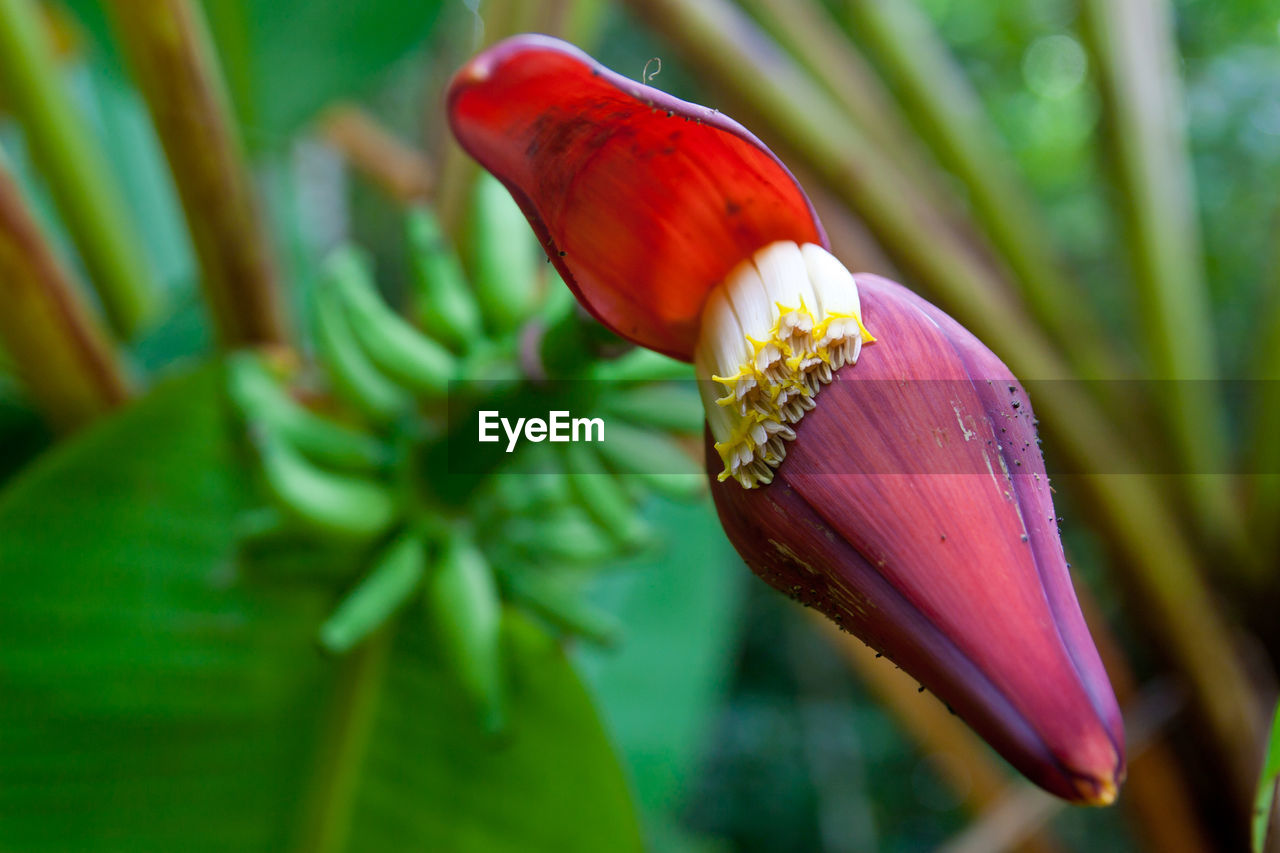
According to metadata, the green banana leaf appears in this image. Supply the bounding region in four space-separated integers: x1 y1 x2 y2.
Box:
0 362 642 852
577 498 745 843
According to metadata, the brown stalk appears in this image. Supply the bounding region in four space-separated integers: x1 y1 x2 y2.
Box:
105 0 286 347
0 154 131 430
319 103 434 205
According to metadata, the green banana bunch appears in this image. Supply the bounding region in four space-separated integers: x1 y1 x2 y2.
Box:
320 530 427 653
227 352 390 471
325 246 458 399
426 527 505 732
228 194 722 733
252 425 398 542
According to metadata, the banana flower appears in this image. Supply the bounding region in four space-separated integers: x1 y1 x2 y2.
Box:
448 34 1124 805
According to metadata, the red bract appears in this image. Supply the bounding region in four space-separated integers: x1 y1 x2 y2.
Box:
447 34 822 360
448 34 1125 805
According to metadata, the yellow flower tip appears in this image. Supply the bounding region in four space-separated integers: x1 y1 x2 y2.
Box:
855 314 876 344
1074 773 1120 807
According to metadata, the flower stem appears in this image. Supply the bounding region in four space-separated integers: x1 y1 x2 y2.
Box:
0 0 158 339
0 152 131 430
105 0 287 347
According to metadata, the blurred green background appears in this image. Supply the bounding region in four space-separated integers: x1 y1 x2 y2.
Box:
2 1 1280 851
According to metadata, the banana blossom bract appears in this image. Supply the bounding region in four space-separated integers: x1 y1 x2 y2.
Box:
448 34 1124 805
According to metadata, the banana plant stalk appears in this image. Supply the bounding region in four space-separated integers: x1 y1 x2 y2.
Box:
0 152 131 429
1081 0 1245 565
0 0 158 339
105 0 286 346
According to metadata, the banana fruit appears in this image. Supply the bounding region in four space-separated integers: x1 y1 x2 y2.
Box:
563 442 649 547
325 246 457 399
319 530 427 653
465 172 539 335
499 567 621 647
406 206 484 352
227 352 390 471
312 273 411 422
425 527 505 732
252 425 398 541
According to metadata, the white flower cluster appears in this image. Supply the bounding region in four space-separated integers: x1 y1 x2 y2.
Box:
695 242 873 488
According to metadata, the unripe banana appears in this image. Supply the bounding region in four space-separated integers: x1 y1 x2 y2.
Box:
490 467 574 515
426 527 505 732
603 382 704 434
465 172 539 335
319 530 427 653
587 348 695 384
326 246 457 398
498 568 621 646
227 352 390 471
253 426 398 541
406 206 484 352
312 267 411 422
504 506 621 564
563 442 649 547
595 420 707 500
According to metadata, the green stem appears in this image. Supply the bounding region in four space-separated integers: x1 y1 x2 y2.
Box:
0 151 132 430
293 626 392 853
627 0 1262 811
105 0 288 347
1248 273 1280 554
1080 0 1247 567
0 0 158 338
